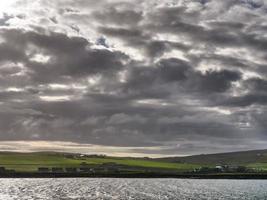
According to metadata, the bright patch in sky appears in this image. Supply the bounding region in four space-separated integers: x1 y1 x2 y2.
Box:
0 0 16 12
30 54 51 63
39 96 72 102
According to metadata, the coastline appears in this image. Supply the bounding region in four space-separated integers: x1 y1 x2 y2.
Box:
1 172 267 179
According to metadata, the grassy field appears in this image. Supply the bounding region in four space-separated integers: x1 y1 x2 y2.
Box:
1 150 267 173
0 152 201 172
247 163 267 171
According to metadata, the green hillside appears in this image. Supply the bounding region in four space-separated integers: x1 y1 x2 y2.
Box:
0 152 200 172
1 149 267 173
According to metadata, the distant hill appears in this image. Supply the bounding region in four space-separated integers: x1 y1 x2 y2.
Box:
1 149 267 173
155 149 267 165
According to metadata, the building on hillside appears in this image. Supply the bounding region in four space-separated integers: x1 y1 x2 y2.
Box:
38 167 50 173
215 166 224 172
51 167 64 173
79 167 91 173
65 168 77 173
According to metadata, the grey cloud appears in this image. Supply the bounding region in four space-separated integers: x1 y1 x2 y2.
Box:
108 113 147 125
0 0 266 156
0 28 129 84
188 69 241 93
0 13 14 26
122 58 241 98
217 77 267 107
0 43 26 62
221 94 267 107
93 7 143 26
244 78 267 92
99 26 190 59
99 27 148 43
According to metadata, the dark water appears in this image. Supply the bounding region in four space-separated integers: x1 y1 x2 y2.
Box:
0 178 266 199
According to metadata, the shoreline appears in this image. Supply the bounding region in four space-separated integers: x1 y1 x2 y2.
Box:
1 173 267 179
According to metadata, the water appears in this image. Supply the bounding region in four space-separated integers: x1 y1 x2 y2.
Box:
0 178 266 199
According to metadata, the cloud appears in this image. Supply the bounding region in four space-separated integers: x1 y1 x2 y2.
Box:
0 28 129 83
92 6 143 26
0 0 266 156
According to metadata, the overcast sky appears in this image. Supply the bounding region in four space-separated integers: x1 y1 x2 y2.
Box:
0 0 266 157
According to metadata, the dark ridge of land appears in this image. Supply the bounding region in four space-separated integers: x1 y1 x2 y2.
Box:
155 149 267 165
1 172 267 179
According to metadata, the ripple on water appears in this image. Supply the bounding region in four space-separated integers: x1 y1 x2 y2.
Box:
0 178 266 200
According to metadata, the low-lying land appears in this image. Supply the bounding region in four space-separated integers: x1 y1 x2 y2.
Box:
0 152 200 173
0 149 267 178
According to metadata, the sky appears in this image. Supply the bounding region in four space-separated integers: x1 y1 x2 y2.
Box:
0 0 266 157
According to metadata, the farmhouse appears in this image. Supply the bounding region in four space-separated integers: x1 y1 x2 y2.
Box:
38 167 50 173
51 167 64 173
65 168 77 173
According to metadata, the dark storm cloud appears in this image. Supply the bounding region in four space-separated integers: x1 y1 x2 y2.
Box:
0 42 26 62
215 77 267 107
188 69 241 93
245 78 267 92
0 0 266 156
0 28 128 84
121 58 241 99
221 94 267 107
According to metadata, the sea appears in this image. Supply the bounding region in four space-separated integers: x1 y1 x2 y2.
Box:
0 178 266 200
